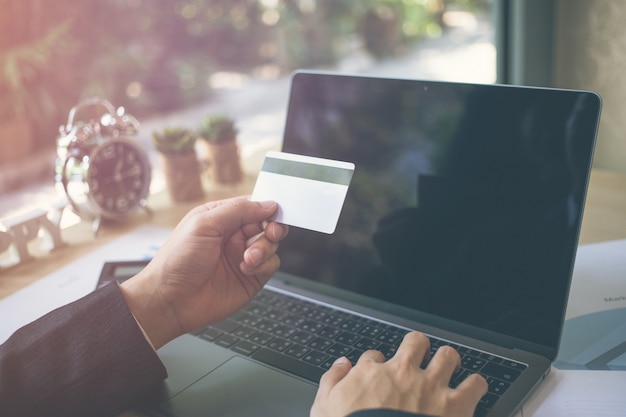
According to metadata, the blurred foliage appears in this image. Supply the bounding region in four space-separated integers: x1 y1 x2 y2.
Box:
198 114 238 143
152 126 197 155
0 0 489 151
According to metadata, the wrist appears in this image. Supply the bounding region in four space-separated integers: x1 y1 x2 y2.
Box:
119 269 182 349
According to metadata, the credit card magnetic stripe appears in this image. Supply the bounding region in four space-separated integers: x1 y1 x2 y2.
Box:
261 155 353 185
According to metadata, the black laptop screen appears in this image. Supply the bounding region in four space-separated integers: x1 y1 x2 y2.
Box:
278 72 601 350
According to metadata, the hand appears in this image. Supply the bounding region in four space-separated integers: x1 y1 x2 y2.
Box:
310 332 487 417
120 196 288 349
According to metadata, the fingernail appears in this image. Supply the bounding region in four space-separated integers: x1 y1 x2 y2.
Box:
333 356 349 366
259 201 276 209
245 247 262 266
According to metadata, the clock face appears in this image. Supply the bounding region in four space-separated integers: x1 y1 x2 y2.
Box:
86 139 151 216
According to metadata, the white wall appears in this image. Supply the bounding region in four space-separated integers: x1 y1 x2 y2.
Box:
554 0 626 172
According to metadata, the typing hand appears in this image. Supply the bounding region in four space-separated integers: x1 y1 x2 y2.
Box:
310 331 487 417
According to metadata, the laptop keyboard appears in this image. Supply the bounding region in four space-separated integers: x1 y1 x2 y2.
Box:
192 288 527 417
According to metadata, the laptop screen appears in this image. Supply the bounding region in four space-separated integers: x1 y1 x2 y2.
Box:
278 71 601 352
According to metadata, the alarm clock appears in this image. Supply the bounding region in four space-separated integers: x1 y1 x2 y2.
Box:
55 98 152 234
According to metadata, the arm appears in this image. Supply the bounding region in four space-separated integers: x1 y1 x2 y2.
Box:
0 283 166 417
0 197 288 417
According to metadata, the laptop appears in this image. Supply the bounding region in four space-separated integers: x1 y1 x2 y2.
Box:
118 71 602 417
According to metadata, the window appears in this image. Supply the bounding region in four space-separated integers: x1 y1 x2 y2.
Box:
0 0 495 223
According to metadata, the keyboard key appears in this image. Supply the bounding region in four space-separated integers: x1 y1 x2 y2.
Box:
321 356 339 370
211 319 240 333
236 313 261 326
322 313 346 327
479 393 499 409
481 362 522 382
479 353 503 364
458 346 480 356
502 360 527 371
283 314 306 327
336 331 360 345
473 404 491 417
199 327 222 341
450 369 471 388
487 377 511 395
358 324 384 338
377 330 402 345
318 326 342 339
233 326 257 340
301 320 324 333
462 356 487 372
255 318 279 332
249 331 274 345
215 334 240 348
354 337 380 350
232 340 261 356
291 331 315 345
346 348 365 364
340 319 363 332
268 337 292 352
272 325 297 338
377 343 398 360
266 308 287 321
309 337 333 351
327 343 351 357
286 344 311 359
303 350 329 366
245 302 269 316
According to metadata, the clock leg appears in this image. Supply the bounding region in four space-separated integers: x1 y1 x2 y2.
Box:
92 216 102 237
140 199 153 216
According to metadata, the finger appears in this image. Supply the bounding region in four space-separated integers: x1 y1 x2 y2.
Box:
243 235 280 266
241 223 265 242
188 196 243 215
390 331 430 368
241 222 288 245
425 345 461 384
317 357 352 397
197 199 279 235
454 373 488 405
240 251 281 277
357 349 385 364
265 222 289 242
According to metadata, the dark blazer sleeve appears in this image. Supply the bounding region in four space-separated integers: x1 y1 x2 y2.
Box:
0 282 167 417
349 410 436 417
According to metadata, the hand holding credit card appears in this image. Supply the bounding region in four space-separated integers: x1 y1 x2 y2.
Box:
250 151 355 234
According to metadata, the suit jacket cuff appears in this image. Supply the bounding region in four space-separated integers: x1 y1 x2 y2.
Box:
0 282 167 417
348 409 437 417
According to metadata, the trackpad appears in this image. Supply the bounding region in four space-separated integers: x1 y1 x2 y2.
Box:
162 357 317 416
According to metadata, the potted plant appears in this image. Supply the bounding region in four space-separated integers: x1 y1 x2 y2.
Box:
197 114 243 184
152 127 204 202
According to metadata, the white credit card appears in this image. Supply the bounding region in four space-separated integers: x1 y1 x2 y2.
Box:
250 151 355 234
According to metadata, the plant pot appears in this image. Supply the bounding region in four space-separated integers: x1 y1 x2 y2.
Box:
161 153 204 202
202 138 243 184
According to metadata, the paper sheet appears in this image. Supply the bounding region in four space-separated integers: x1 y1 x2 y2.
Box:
521 369 626 417
516 238 626 416
556 239 626 371
0 225 171 344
